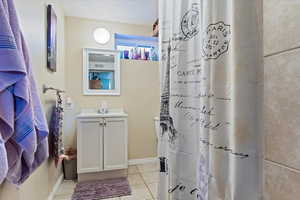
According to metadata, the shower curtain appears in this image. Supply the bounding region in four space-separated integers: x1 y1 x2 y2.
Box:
158 0 263 200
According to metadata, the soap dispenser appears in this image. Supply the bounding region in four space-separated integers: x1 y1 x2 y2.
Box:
99 101 108 114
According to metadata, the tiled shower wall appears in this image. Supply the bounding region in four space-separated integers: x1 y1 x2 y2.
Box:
264 0 300 199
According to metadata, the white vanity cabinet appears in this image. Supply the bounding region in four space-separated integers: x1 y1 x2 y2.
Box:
77 113 128 174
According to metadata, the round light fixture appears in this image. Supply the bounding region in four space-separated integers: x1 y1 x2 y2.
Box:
93 28 110 44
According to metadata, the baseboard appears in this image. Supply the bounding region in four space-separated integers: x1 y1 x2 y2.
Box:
78 169 127 183
128 157 158 165
47 174 64 200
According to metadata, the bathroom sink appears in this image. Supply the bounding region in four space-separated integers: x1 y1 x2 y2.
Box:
77 108 128 118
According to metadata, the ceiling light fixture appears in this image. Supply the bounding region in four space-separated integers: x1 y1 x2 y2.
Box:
93 28 110 44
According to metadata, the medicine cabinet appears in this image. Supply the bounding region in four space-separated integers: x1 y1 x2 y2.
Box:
83 48 120 95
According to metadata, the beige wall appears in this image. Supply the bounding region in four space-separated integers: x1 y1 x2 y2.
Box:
64 17 159 159
264 0 300 199
3 0 300 199
0 0 65 199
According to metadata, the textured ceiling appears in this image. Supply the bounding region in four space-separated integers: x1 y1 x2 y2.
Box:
60 0 158 25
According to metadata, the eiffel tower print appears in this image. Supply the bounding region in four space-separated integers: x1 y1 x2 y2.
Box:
160 41 177 143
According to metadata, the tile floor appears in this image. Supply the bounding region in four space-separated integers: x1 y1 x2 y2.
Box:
54 162 159 200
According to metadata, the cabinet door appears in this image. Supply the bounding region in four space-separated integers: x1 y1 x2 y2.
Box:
103 118 128 170
77 118 104 173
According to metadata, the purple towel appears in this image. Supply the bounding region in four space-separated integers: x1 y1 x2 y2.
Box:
0 134 8 184
0 0 49 185
49 104 64 165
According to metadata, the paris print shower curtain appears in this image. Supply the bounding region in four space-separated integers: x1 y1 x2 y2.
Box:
158 0 263 200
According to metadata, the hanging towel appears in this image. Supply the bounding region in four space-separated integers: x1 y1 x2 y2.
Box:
0 0 49 185
49 93 64 166
0 134 8 184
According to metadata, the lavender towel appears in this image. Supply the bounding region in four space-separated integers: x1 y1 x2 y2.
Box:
0 134 8 184
0 0 49 185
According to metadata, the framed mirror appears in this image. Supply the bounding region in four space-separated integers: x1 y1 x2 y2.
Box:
83 48 120 95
